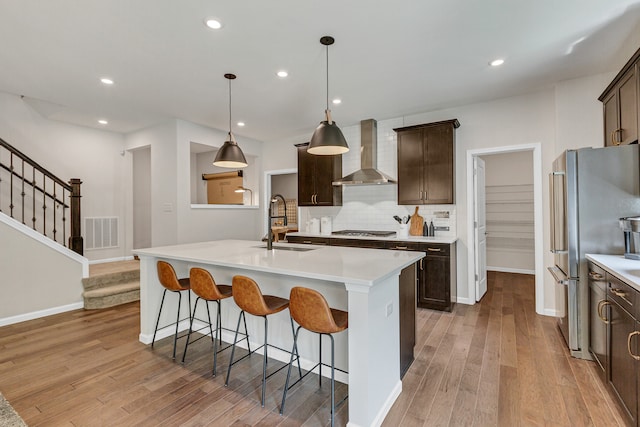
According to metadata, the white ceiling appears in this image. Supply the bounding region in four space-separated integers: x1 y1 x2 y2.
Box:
1 0 640 142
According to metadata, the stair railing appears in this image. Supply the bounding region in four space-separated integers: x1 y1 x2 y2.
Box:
0 137 83 255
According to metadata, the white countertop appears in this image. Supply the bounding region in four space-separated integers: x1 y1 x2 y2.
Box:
586 254 640 290
134 239 424 287
286 231 457 245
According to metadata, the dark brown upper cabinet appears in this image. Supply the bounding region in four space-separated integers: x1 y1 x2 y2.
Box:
295 142 342 206
599 47 640 147
394 119 459 205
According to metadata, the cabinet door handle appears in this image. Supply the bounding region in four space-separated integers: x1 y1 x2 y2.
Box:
611 288 627 298
628 331 640 360
611 129 623 146
589 271 604 280
597 300 610 324
427 248 442 252
393 246 408 250
420 259 424 270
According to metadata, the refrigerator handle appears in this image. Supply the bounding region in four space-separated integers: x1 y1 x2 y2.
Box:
549 171 566 254
549 172 558 253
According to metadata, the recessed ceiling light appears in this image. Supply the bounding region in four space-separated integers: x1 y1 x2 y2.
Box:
205 18 222 29
98 119 108 125
332 98 342 105
237 122 245 127
276 70 288 78
490 58 505 67
100 78 114 85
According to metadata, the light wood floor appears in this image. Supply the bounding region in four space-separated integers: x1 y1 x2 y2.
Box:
0 272 628 426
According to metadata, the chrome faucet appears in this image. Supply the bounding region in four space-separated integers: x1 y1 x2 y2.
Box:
267 194 288 250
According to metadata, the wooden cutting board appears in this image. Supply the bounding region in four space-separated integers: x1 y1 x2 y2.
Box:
409 206 423 236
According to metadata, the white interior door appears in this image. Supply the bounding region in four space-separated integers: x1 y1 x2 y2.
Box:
474 156 487 301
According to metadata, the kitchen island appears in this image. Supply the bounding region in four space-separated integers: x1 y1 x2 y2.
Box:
134 239 424 427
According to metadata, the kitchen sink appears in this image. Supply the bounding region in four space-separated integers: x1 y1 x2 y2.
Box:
255 245 317 252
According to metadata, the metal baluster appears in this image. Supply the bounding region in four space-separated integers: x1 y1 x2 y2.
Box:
21 160 25 224
0 148 2 213
42 173 47 236
9 153 14 217
62 187 67 247
53 182 57 242
32 167 36 230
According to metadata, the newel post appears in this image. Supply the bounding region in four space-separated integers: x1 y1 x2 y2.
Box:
68 178 83 256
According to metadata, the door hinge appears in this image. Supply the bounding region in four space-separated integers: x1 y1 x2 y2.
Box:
475 274 478 281
474 221 477 228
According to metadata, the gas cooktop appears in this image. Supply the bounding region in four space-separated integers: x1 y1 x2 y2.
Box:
331 230 396 237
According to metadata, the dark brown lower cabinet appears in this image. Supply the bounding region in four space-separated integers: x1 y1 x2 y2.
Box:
605 272 639 426
588 262 608 380
399 263 416 378
609 296 637 424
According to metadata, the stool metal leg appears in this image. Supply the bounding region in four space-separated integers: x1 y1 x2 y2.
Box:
225 310 246 387
261 315 268 407
290 317 302 378
171 291 182 359
329 333 335 427
318 333 322 386
180 296 202 363
280 325 302 415
151 289 168 348
212 300 220 376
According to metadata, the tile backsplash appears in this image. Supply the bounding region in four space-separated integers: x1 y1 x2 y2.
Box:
299 185 456 237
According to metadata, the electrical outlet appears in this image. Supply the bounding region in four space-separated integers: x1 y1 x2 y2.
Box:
385 302 393 317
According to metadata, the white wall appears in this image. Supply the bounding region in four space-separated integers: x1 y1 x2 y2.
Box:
132 146 151 249
0 91 128 261
0 218 84 322
176 120 264 243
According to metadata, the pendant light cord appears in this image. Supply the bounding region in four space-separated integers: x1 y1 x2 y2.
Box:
228 77 232 138
325 43 329 113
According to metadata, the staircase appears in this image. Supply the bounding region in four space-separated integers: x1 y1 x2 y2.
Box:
82 260 140 309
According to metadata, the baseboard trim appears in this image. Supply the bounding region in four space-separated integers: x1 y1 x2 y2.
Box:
139 320 350 384
0 302 84 327
487 266 535 275
456 296 475 305
89 256 136 265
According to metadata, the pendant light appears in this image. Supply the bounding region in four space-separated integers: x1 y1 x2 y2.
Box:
307 36 349 156
213 73 248 168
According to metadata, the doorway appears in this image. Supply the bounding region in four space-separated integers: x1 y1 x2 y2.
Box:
466 143 544 314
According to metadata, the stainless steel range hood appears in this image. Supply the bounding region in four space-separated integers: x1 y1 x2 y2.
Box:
332 119 396 186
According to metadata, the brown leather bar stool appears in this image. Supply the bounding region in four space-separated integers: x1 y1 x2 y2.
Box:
225 275 301 407
181 268 233 376
280 286 348 427
152 261 192 360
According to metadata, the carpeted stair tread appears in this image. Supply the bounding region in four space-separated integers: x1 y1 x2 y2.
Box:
83 280 140 310
82 269 140 290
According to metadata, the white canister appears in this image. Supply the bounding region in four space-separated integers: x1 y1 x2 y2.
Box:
320 216 332 235
309 218 320 234
398 223 409 238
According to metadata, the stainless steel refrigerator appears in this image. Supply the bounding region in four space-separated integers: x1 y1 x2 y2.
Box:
549 144 640 359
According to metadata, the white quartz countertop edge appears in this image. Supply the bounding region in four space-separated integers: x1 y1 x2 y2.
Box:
134 239 424 287
287 231 457 244
586 254 640 290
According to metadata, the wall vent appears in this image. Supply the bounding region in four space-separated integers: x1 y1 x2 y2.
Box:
85 217 119 250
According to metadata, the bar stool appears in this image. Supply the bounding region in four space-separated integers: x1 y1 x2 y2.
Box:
280 286 348 427
225 275 301 407
181 268 233 376
152 261 192 360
